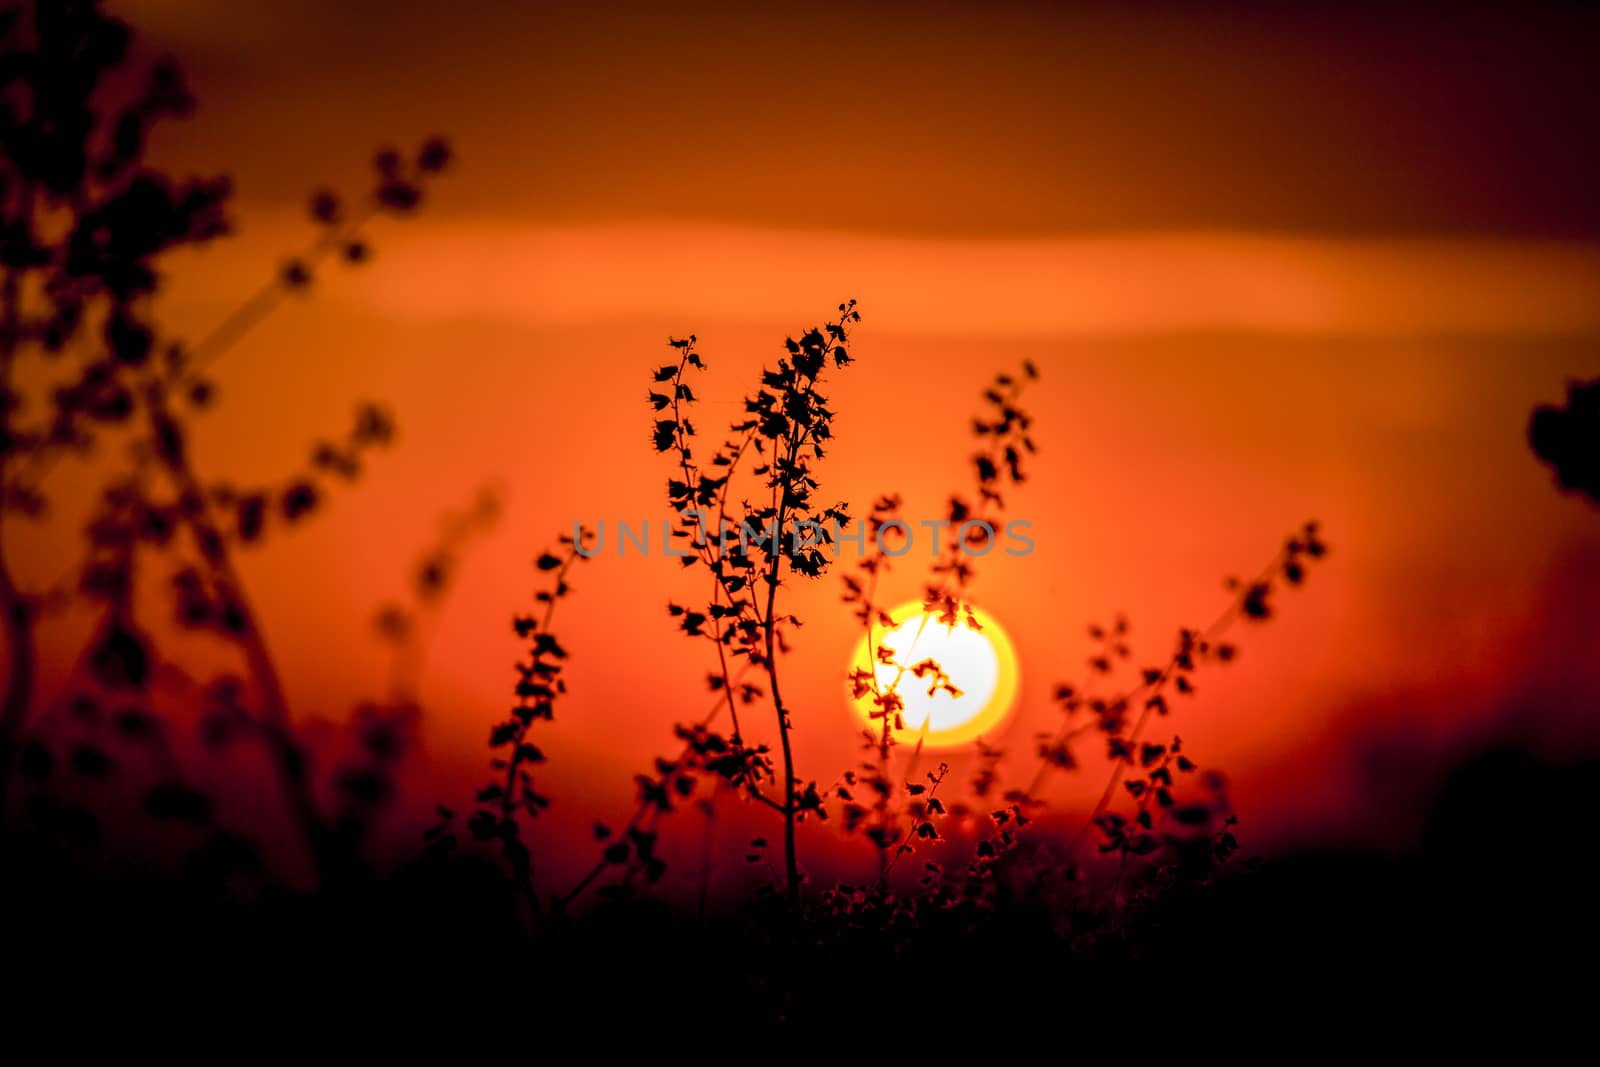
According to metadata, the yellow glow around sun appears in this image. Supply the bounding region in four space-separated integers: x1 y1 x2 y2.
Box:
847 601 1020 748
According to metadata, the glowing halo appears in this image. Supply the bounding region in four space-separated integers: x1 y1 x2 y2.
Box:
846 601 1019 747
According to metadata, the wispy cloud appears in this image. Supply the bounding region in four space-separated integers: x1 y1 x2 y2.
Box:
319 223 1600 338
167 219 1600 339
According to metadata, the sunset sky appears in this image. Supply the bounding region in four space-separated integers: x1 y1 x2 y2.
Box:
22 1 1596 882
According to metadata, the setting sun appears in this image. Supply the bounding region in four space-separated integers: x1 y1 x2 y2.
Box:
848 601 1020 747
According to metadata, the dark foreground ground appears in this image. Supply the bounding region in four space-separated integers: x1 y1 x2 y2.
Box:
3 746 1595 1030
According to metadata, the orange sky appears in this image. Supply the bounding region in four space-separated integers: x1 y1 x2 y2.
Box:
111 2 1600 239
18 2 1600 884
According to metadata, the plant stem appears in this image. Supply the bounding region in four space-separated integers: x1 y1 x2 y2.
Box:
697 781 721 922
144 385 335 886
500 542 584 923
761 379 817 907
556 661 753 909
762 506 800 907
0 181 34 823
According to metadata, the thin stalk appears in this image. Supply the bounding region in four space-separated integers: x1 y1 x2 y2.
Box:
0 180 36 821
1030 549 1290 847
144 384 334 885
556 664 752 909
761 365 826 907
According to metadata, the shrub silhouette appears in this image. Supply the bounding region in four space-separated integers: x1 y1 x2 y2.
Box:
1530 378 1600 505
0 0 457 887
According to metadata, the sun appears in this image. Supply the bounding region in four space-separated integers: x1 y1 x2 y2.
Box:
847 600 1020 748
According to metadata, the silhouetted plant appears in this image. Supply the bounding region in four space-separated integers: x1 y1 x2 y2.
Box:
979 521 1331 892
0 0 223 818
925 360 1038 626
647 304 858 905
839 492 908 877
323 486 504 871
814 357 1329 921
430 529 591 920
554 673 758 908
375 483 503 703
0 0 454 888
838 363 1037 890
1530 378 1599 504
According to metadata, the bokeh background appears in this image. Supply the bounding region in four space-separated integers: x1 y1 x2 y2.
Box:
20 1 1600 887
